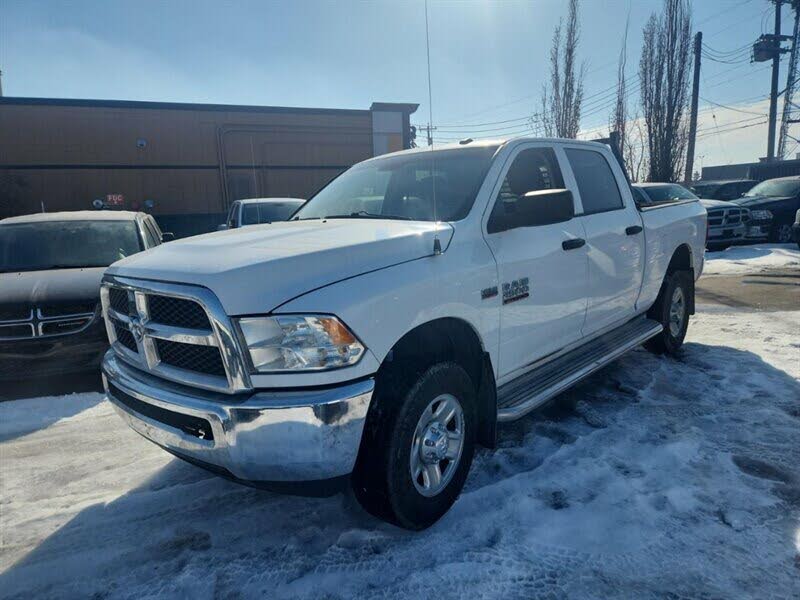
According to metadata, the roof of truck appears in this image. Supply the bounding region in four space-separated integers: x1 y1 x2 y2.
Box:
1 210 142 225
363 137 607 163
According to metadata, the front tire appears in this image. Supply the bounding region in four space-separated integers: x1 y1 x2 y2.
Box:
352 362 476 530
645 270 692 355
771 223 793 244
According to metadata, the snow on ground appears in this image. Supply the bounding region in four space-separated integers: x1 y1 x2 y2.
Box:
2 308 799 599
703 243 800 276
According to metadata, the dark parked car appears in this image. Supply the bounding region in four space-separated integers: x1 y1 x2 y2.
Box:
690 179 758 201
0 211 167 381
730 176 800 243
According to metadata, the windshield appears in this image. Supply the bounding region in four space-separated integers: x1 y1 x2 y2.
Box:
690 183 720 197
744 179 800 198
293 146 498 222
638 184 697 203
0 220 143 273
241 201 302 225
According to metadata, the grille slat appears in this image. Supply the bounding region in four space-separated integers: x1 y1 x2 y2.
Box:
0 323 35 339
39 302 97 318
148 296 210 330
114 323 138 353
0 307 32 322
156 339 226 377
109 288 130 315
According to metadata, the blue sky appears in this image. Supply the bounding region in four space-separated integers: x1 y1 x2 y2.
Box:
1 0 794 167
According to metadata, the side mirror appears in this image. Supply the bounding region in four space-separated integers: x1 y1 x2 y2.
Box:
518 189 574 226
217 224 228 231
161 232 175 242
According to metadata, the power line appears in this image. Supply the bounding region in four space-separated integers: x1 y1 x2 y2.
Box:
699 96 768 115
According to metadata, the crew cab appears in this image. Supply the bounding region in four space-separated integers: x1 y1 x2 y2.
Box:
0 210 166 381
100 139 706 529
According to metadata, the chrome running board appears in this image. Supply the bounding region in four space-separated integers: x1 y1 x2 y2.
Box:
496 316 662 422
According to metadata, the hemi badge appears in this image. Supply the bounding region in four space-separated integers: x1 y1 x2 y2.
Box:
481 286 498 300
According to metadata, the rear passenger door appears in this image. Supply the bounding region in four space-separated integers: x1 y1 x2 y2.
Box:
483 144 589 381
563 147 644 336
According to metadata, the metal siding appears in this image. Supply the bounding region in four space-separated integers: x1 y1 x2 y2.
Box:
0 102 374 226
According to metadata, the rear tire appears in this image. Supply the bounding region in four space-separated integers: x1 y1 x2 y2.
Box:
644 270 692 356
352 362 476 530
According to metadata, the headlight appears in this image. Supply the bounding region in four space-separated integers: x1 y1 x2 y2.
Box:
750 209 772 220
237 315 365 372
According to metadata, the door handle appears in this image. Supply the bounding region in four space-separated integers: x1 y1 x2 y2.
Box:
626 225 643 235
562 238 586 251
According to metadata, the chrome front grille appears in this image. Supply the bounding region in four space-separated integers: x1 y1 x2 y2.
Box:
707 207 749 227
101 275 251 393
0 303 98 340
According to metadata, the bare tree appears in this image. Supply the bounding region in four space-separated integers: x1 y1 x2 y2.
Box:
610 17 629 151
639 0 692 182
537 0 585 138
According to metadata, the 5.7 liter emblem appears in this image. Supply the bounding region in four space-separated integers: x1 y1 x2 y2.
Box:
502 277 530 304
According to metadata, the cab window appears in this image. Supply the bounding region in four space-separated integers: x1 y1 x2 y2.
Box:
487 147 565 234
565 148 624 214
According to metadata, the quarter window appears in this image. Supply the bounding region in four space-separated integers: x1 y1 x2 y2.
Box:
565 148 624 214
488 147 564 233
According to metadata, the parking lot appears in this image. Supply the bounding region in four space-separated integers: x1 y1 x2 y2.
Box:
2 246 798 599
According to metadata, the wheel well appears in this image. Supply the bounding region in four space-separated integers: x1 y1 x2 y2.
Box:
666 244 693 275
663 244 695 314
377 318 496 448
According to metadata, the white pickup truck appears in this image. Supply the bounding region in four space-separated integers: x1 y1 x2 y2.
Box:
101 138 706 529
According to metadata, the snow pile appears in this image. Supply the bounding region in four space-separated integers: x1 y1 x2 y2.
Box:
1 309 799 599
703 243 800 276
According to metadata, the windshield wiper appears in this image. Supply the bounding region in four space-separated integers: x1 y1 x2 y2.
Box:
323 211 414 221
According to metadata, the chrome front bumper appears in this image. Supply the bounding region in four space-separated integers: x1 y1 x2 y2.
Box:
707 223 747 244
102 351 373 483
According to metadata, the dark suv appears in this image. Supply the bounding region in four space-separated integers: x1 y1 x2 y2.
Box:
0 210 167 381
690 179 757 201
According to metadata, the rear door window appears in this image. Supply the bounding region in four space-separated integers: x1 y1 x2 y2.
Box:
564 148 624 214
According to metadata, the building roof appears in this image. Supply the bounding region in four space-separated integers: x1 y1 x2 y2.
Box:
1 210 141 225
0 96 418 117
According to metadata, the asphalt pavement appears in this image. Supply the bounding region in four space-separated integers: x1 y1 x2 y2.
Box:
696 268 800 312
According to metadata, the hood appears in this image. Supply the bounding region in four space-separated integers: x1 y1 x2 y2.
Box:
699 198 739 210
730 195 793 208
0 267 105 307
107 219 454 315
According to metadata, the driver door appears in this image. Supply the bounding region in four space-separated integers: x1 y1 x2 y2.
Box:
482 144 589 382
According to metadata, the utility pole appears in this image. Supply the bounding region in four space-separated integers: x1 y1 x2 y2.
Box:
778 1 799 158
423 123 437 146
767 0 784 160
685 31 702 183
